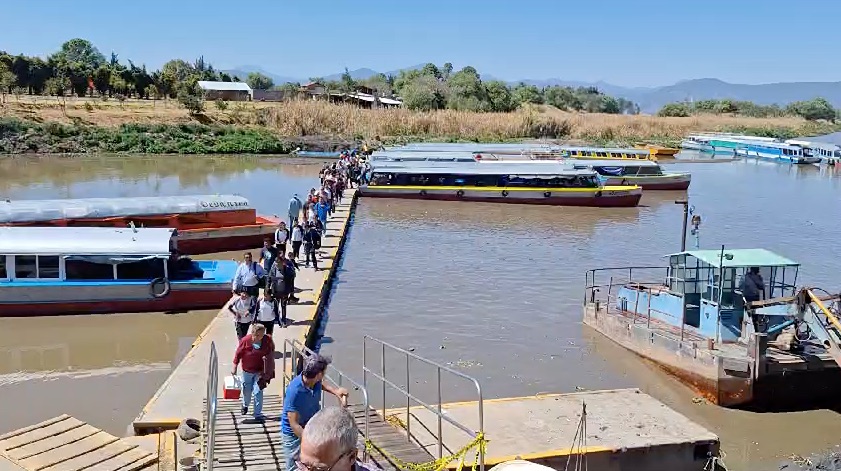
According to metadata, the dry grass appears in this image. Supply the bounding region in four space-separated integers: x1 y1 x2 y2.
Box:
0 95 832 145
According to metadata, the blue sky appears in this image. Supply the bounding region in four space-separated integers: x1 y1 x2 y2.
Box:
2 0 838 87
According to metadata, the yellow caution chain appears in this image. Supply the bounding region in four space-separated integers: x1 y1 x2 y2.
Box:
365 415 488 471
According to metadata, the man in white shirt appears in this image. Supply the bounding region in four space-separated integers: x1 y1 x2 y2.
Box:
232 252 265 297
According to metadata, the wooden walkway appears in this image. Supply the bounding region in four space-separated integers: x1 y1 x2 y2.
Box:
0 416 157 471
204 400 433 471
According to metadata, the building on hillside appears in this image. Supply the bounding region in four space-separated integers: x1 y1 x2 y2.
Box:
301 82 327 99
252 89 287 101
329 91 403 109
197 81 253 101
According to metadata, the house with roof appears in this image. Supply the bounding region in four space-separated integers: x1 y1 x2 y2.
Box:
197 81 253 101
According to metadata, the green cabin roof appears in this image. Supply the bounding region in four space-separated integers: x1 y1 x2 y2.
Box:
668 248 799 268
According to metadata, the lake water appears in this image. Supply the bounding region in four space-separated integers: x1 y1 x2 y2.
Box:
0 152 839 469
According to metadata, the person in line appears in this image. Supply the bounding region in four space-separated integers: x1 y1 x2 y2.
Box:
228 292 255 340
255 292 277 335
281 354 349 471
303 222 321 270
267 256 289 327
298 407 381 471
232 323 275 422
284 251 300 304
232 252 264 297
275 222 290 258
259 238 278 275
290 221 304 261
315 197 329 234
288 193 303 228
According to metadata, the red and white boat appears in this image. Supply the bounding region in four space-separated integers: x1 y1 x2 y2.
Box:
0 227 237 317
0 195 278 255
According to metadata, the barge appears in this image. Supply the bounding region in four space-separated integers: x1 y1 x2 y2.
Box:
583 248 841 407
0 195 278 255
360 163 643 207
0 227 237 317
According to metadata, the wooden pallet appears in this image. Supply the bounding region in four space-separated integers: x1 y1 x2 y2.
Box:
0 416 157 471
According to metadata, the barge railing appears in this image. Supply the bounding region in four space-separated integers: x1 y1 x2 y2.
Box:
282 338 370 451
203 342 219 471
362 335 485 471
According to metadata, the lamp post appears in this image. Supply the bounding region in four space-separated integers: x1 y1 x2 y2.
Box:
675 200 689 252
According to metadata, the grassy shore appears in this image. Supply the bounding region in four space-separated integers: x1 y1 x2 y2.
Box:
1 96 839 154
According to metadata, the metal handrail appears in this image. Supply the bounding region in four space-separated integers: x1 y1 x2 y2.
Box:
362 335 484 470
281 339 370 447
204 342 219 471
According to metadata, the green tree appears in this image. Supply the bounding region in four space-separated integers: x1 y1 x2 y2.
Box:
246 72 274 90
177 81 204 115
421 63 442 80
92 64 112 96
442 62 453 80
53 38 106 71
788 97 836 121
340 67 356 94
544 86 582 110
401 75 445 110
511 83 542 106
363 73 393 96
657 102 691 117
447 66 487 111
484 80 514 112
44 74 71 113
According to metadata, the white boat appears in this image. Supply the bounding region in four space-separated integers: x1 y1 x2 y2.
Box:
785 139 840 163
361 162 643 207
733 141 822 164
0 227 237 317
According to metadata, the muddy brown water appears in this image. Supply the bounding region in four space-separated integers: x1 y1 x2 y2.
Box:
0 153 840 470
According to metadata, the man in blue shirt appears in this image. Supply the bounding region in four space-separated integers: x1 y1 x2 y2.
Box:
314 197 329 234
281 353 348 471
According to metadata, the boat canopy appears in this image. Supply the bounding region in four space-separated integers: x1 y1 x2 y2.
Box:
0 227 175 258
667 249 798 268
370 163 597 176
0 195 252 224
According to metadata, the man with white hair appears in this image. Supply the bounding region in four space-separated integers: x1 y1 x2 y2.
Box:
297 407 380 471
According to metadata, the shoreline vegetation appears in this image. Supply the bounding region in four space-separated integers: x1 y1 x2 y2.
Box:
2 98 840 155
2 38 841 155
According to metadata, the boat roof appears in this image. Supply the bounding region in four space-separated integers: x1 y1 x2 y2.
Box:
0 195 252 223
0 227 176 256
370 163 597 176
785 140 840 151
669 248 798 268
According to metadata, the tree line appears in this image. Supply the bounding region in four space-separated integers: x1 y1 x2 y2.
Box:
658 98 838 122
0 38 639 115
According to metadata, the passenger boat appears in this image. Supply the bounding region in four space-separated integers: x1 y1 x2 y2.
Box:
584 248 841 407
635 144 679 159
0 227 238 317
372 154 691 190
0 195 279 255
785 139 841 164
558 147 653 161
707 135 779 152
360 163 643 207
680 135 715 153
734 141 822 164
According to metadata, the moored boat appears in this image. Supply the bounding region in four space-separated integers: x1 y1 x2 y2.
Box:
635 144 679 159
292 149 344 158
0 195 279 255
583 248 841 407
734 141 822 164
785 139 841 163
0 227 237 317
680 135 715 153
360 163 643 207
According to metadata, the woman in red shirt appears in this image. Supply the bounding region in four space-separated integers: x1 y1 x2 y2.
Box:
232 323 275 421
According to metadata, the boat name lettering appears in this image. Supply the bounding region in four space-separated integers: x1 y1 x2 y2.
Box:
200 200 249 208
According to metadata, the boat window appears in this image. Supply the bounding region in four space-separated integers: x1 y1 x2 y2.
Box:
14 256 37 279
38 256 60 279
117 259 165 280
0 257 6 279
66 260 115 280
610 153 621 158
635 166 663 176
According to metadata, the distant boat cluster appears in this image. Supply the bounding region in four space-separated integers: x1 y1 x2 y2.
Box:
681 133 839 164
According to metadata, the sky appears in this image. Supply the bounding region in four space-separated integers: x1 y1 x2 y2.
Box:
2 0 839 88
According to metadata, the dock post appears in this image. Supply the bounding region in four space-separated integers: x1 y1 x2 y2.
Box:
437 368 443 459
405 354 411 441
749 333 768 380
646 288 652 328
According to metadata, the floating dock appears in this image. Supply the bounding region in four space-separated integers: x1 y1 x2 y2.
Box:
395 389 719 471
131 189 358 434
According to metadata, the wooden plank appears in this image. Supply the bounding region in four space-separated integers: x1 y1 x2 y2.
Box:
0 418 72 444
40 442 137 471
18 432 119 471
85 449 155 471
0 420 86 452
6 426 101 461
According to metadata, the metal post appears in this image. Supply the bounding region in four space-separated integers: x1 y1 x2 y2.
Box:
405 354 411 442
381 342 386 419
646 287 652 328
437 367 443 459
675 200 689 252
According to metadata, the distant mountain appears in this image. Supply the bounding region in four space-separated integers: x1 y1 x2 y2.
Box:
224 64 841 113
